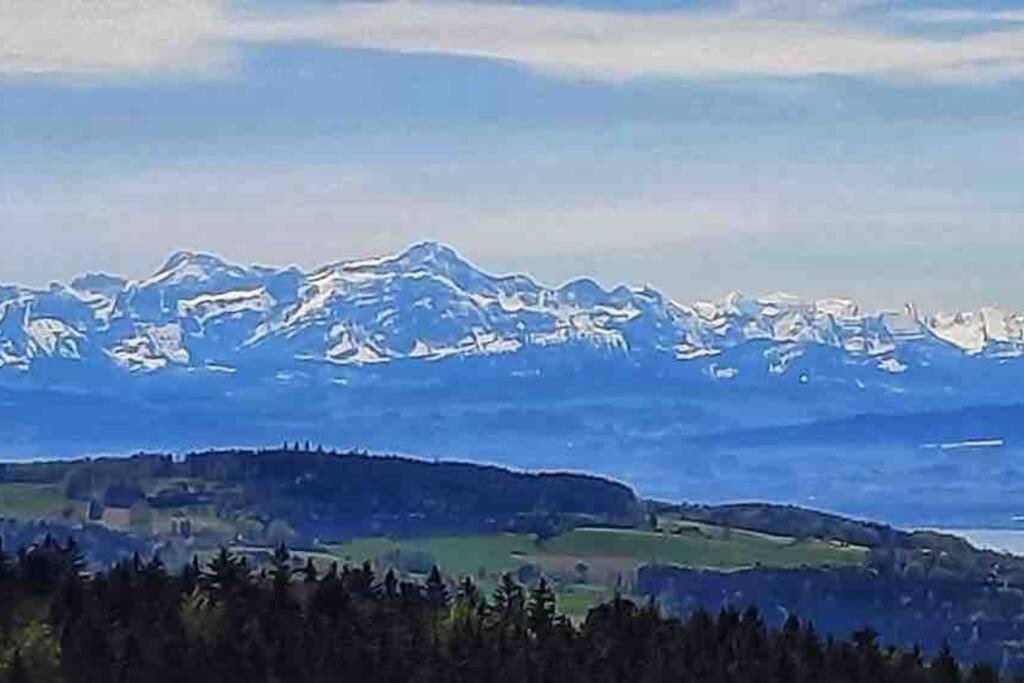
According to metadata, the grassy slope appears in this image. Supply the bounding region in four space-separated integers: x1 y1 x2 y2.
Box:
542 526 864 570
328 534 539 576
323 520 865 575
0 484 68 519
321 519 867 616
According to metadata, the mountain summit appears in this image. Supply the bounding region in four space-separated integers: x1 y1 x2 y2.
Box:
2 241 1023 376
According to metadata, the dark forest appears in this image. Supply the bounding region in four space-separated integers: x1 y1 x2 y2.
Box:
0 536 1010 683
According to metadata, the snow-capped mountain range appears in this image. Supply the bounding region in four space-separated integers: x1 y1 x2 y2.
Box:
7 241 1024 526
2 241 1023 378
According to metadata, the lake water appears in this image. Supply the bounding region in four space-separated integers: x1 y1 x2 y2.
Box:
933 529 1024 556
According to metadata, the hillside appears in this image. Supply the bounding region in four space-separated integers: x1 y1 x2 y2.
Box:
5 449 1024 671
0 448 641 543
0 449 866 616
0 451 1014 581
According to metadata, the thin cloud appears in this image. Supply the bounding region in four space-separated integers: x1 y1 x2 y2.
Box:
730 0 887 19
4 158 1022 311
230 3 1024 83
898 8 1024 24
4 0 1024 83
0 0 234 76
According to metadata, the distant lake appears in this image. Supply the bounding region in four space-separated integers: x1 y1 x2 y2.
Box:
933 529 1024 556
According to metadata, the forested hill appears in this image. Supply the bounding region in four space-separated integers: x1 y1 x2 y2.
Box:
0 542 1005 683
0 448 642 540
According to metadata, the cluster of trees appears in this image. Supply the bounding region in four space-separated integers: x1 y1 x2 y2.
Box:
0 522 146 573
0 537 1011 683
183 449 641 537
639 564 1024 674
5 449 641 542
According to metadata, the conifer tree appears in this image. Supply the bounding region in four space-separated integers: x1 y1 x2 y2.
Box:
931 642 962 683
302 557 319 583
527 577 556 637
425 566 449 612
383 568 399 600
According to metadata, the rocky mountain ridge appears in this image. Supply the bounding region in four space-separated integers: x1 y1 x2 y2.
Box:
3 241 1021 379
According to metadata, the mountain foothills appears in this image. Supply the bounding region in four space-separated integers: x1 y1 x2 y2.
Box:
3 449 1024 678
3 242 1024 525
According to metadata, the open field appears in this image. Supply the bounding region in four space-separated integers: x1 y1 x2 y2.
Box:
324 523 867 576
326 534 538 577
0 483 69 519
319 520 868 615
567 516 872 569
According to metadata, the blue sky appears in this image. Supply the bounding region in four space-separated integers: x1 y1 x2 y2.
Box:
3 0 1024 311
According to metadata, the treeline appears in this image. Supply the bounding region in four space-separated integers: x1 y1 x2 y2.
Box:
669 503 905 549
0 538 1009 683
639 564 1024 676
0 520 145 571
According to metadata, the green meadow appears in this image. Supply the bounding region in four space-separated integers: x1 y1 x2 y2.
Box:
320 518 867 615
0 483 69 519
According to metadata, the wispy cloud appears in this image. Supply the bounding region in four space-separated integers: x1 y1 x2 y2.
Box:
5 0 1024 83
898 8 1024 24
229 2 1024 83
0 0 234 76
730 0 887 19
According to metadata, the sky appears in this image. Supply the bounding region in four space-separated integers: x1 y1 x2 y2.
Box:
2 0 1024 312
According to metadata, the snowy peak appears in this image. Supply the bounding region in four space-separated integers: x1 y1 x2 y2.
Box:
926 306 1024 356
394 241 467 271
2 242 1024 377
280 243 631 366
155 249 233 274
142 251 255 290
